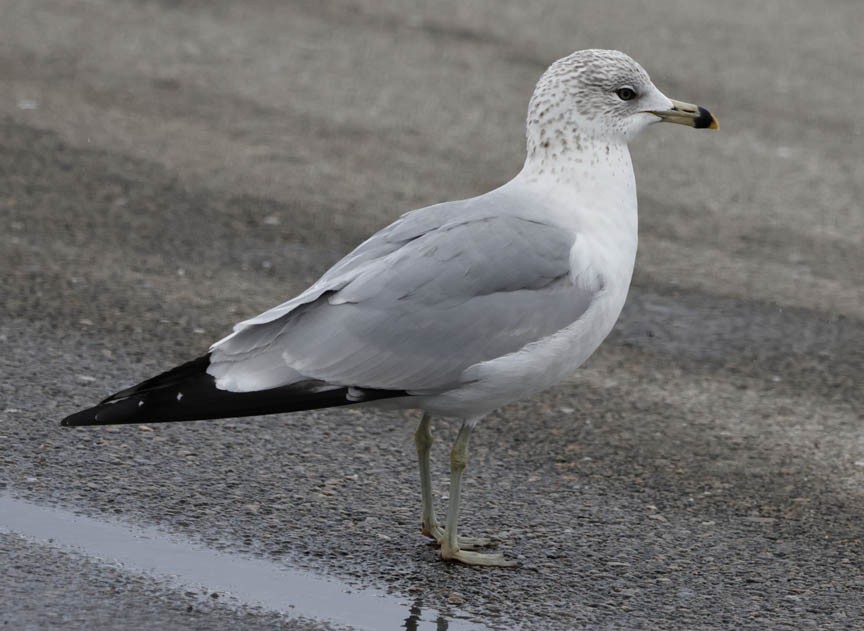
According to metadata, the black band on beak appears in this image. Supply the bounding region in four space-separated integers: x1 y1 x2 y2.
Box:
693 106 716 129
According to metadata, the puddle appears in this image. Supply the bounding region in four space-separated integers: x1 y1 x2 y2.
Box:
0 494 488 630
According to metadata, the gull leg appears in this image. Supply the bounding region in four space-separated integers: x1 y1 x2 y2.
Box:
415 413 440 539
438 420 516 567
414 414 493 551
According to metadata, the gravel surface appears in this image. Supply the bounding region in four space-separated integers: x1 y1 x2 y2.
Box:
1 0 862 629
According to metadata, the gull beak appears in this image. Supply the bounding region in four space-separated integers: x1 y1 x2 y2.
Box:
649 98 719 130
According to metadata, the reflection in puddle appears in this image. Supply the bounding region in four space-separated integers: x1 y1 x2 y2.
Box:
404 598 452 630
0 494 487 631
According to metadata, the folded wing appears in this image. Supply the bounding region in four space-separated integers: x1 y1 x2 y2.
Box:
210 206 597 394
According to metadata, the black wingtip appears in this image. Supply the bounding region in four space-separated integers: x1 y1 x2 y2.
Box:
60 399 119 427
60 354 409 427
61 406 107 427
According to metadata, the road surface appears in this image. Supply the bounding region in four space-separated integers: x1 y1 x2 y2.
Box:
1 0 862 628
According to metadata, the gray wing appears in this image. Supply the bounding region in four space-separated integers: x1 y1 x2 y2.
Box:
209 203 598 393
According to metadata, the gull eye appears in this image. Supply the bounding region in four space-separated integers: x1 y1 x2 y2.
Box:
615 86 637 101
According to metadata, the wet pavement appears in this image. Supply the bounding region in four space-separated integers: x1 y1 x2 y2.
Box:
0 495 482 630
1 0 863 629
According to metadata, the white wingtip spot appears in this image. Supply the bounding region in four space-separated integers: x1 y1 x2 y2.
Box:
176 392 184 402
345 387 365 402
138 400 144 407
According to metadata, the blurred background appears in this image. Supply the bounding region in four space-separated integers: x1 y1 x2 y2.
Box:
1 1 862 629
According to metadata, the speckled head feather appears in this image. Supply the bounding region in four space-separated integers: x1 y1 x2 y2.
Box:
526 49 673 158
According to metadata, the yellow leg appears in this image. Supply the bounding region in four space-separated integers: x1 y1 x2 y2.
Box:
414 413 438 538
414 414 494 551
438 420 516 567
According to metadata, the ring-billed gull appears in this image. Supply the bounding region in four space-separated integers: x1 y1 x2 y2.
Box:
62 49 718 566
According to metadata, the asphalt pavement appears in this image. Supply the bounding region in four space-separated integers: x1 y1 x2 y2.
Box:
1 0 862 629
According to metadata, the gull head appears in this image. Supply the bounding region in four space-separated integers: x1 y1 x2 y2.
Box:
526 49 718 152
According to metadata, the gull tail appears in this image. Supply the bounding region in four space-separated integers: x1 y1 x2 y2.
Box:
61 354 407 427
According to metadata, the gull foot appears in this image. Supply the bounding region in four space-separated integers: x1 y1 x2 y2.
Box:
438 546 518 567
422 524 495 551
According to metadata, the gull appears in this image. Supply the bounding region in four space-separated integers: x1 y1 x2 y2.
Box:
62 49 718 566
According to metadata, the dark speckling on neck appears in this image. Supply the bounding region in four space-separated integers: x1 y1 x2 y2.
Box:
522 49 652 174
